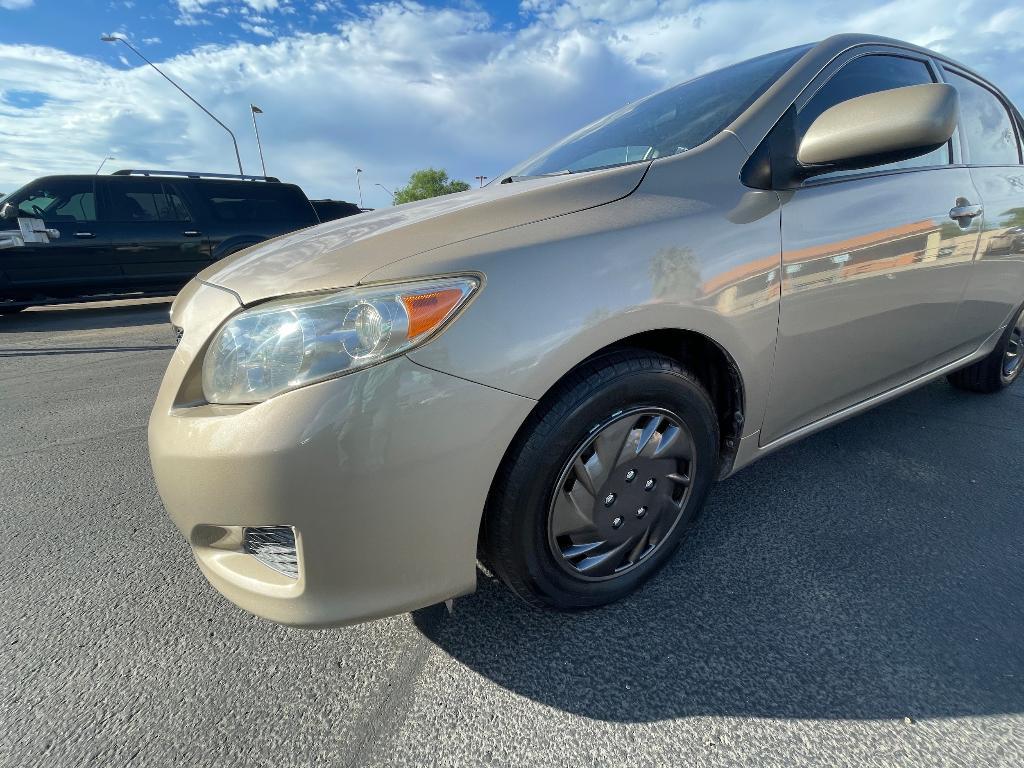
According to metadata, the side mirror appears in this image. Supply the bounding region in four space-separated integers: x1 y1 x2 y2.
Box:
0 201 16 220
797 83 958 174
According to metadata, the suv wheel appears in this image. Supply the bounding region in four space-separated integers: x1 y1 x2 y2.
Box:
483 350 719 610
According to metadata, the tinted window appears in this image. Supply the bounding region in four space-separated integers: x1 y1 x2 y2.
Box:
108 180 194 222
800 54 948 174
501 44 812 179
199 182 316 223
943 70 1020 166
10 179 96 222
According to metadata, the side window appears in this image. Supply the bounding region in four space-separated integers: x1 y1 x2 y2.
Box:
161 184 193 222
799 54 949 177
942 70 1020 166
199 182 316 224
109 180 194 222
12 180 96 222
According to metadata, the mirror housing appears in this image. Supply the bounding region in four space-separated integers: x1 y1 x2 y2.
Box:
797 83 958 175
0 201 16 221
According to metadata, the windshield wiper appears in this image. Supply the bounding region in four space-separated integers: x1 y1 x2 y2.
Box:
500 170 573 184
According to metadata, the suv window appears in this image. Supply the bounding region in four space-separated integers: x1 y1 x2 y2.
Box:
198 182 316 224
942 70 1020 166
108 180 194 222
799 54 949 176
10 179 96 222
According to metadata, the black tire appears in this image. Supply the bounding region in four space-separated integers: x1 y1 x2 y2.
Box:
947 304 1024 393
482 350 719 610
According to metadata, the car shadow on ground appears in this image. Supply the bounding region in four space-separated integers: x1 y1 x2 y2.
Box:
0 298 173 335
414 380 1024 722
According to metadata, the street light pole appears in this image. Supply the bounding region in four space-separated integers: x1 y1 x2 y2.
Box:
375 183 395 205
250 104 267 177
101 34 244 176
95 155 115 174
356 168 364 208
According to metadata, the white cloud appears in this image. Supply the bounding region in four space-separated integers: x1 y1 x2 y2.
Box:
0 0 34 9
240 21 275 37
1 1 1023 209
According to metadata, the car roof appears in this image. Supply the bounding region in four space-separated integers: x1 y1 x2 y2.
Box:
22 174 301 189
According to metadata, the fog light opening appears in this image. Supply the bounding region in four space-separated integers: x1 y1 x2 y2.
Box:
242 525 299 580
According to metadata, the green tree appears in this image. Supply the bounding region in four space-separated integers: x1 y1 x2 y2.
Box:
393 168 471 205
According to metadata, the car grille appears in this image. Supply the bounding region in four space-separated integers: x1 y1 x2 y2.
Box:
243 526 299 579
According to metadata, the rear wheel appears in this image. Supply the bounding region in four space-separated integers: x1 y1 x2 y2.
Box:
947 304 1024 393
483 350 719 610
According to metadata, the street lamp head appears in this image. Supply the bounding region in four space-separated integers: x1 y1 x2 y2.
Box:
100 34 122 42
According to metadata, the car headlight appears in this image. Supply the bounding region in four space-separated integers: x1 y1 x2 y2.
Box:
202 276 479 404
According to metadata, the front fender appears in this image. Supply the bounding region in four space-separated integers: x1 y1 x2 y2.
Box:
364 134 783 438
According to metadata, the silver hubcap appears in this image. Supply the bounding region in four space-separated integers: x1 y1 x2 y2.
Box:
1003 307 1024 381
547 408 696 581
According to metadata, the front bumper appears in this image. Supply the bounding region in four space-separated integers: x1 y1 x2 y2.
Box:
148 281 534 627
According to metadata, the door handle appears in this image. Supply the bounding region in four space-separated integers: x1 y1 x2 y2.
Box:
182 230 201 237
74 231 96 238
949 200 983 226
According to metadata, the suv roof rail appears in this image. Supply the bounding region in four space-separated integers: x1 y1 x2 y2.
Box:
111 169 281 183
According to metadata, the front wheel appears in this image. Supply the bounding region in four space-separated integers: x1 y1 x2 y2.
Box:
947 304 1024 393
482 350 719 610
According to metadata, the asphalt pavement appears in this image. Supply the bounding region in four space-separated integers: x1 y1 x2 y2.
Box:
1 299 1021 768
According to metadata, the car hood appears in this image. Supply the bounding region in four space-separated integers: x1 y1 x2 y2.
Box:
197 162 649 305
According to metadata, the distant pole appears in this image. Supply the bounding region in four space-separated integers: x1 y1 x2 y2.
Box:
101 34 244 175
250 104 267 177
95 155 115 174
356 168 364 208
375 182 395 205
475 175 487 188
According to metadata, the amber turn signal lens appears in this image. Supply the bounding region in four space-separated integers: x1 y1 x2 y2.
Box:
401 288 465 338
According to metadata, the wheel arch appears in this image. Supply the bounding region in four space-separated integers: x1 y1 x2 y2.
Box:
594 328 746 474
212 236 265 261
477 326 746 565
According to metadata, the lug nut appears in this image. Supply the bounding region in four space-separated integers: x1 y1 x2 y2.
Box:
644 478 656 491
625 469 637 482
604 492 617 507
636 506 647 519
611 516 624 529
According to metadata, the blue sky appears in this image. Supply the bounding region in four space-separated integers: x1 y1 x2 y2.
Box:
1 1 1023 208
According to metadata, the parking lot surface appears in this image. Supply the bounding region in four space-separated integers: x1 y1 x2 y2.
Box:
1 299 1022 768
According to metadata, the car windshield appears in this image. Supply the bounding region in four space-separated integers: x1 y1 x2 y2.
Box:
501 44 812 181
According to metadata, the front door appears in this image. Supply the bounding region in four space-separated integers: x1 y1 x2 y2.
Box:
0 178 117 299
761 52 982 445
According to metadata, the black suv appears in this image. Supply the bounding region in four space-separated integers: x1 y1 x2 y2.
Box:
0 170 322 312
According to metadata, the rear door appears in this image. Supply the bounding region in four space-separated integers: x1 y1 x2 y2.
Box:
0 178 118 297
102 177 208 290
196 181 319 259
762 50 982 445
939 67 1024 345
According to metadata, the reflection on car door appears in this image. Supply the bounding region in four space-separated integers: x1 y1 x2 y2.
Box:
102 177 209 290
1 178 117 296
761 52 982 445
940 68 1024 345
